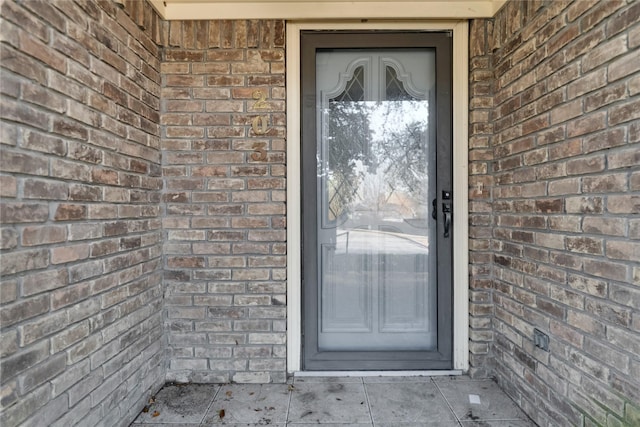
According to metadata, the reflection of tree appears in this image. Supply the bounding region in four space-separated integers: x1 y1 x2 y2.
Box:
360 169 387 214
326 99 429 222
373 101 429 204
326 100 373 221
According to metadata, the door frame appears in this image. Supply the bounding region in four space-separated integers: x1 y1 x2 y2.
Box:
287 21 469 373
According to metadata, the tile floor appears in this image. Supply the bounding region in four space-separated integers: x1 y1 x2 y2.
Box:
131 376 536 426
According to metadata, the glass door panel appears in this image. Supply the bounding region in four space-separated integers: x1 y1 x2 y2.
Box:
316 50 437 352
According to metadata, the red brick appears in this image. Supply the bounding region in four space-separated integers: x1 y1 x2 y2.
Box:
581 0 626 30
0 150 49 176
567 68 607 99
0 202 49 223
548 177 580 196
0 227 18 250
248 75 284 86
546 63 580 92
546 23 580 56
584 82 628 112
609 98 640 126
1 0 50 42
18 30 66 73
606 241 640 262
22 129 67 157
167 256 206 268
247 203 285 215
549 139 582 160
609 52 640 82
165 100 203 112
207 75 245 86
52 117 88 140
21 82 66 113
549 217 581 233
607 1 640 36
550 99 582 124
165 126 204 138
536 125 565 146
165 75 204 87
585 259 629 282
0 121 18 147
566 112 606 137
0 45 48 86
0 176 17 198
608 145 640 169
564 26 605 62
566 196 604 214
220 20 235 49
273 20 285 47
566 236 603 255
191 192 228 203
582 34 627 72
566 154 605 175
583 128 627 154
54 204 87 221
192 87 231 99
583 174 627 193
231 166 268 176
629 23 640 49
607 195 640 214
22 225 66 246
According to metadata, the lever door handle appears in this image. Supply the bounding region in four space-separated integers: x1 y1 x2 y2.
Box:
443 211 451 238
442 203 451 238
432 198 437 220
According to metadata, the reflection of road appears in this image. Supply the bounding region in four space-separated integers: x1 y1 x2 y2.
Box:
334 228 429 255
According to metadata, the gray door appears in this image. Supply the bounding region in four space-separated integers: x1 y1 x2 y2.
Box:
302 32 453 370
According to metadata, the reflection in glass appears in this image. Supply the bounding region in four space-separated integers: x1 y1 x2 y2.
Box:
317 50 437 351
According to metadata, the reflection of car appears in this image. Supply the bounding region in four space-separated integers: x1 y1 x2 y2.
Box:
378 224 402 233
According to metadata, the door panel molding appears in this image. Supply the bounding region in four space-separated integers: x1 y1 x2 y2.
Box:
287 21 469 373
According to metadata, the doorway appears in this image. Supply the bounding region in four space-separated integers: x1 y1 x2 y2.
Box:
301 31 453 370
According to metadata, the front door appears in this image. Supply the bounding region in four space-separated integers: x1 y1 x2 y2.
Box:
301 31 453 370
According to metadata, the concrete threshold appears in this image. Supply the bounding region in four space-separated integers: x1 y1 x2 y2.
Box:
293 370 464 377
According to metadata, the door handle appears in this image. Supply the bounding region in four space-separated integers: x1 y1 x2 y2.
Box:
442 203 451 238
431 198 437 220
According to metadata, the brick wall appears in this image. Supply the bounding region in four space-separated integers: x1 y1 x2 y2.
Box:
480 0 640 425
0 1 164 426
3 0 637 424
160 20 287 384
468 19 497 378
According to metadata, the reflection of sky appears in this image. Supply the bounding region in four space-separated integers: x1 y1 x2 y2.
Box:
367 100 430 142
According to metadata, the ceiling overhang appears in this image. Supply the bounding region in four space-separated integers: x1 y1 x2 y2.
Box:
149 0 508 20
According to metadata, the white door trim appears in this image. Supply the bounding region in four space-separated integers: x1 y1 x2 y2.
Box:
286 21 469 373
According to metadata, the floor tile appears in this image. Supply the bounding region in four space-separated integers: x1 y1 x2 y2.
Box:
460 421 536 426
131 424 201 426
132 384 218 425
202 384 290 425
366 381 457 425
202 424 286 427
375 423 458 427
287 381 372 424
130 376 537 427
436 380 528 422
